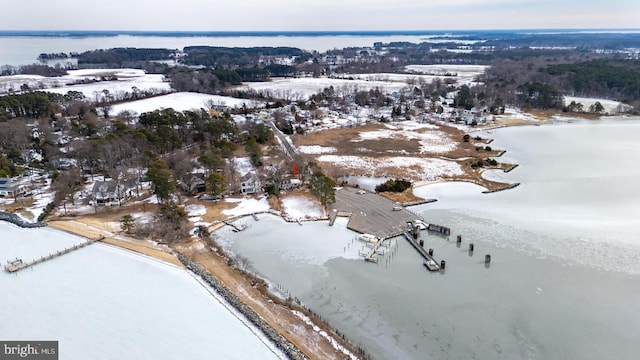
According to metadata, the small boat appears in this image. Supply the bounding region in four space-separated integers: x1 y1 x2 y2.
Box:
357 234 378 243
414 220 428 230
423 259 440 271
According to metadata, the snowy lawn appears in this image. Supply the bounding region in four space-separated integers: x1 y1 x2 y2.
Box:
280 196 326 220
221 196 270 217
185 204 207 222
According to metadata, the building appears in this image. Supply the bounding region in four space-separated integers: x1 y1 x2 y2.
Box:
239 173 261 195
279 177 301 191
92 180 131 206
0 177 20 197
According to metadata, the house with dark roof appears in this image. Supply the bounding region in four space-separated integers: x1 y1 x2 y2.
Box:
91 180 132 206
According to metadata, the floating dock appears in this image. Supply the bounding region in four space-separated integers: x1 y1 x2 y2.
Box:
360 236 389 263
4 236 103 273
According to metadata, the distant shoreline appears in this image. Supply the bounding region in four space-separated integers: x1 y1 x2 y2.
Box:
1 28 639 38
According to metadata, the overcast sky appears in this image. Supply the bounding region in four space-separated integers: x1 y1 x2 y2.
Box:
4 0 639 31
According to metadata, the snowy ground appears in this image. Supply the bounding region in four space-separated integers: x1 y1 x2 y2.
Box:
221 196 270 217
111 92 263 115
186 204 207 223
298 145 337 154
316 155 463 181
564 96 632 114
231 157 255 177
0 68 170 96
404 64 488 86
280 196 326 221
354 121 455 154
240 77 411 100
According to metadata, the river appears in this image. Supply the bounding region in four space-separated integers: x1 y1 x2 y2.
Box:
217 118 640 360
0 33 429 67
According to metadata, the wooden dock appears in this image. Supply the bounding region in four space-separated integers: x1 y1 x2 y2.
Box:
402 231 441 271
222 220 247 232
362 237 389 263
4 236 103 273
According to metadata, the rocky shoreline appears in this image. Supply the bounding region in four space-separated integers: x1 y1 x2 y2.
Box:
0 211 47 228
176 254 307 360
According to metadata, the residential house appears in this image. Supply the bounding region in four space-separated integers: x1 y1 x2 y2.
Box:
239 173 261 195
0 177 21 197
279 177 301 191
92 180 131 206
179 175 206 195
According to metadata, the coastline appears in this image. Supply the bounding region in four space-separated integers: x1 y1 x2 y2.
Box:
45 216 362 360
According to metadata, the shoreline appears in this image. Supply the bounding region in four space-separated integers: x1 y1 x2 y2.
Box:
45 217 363 360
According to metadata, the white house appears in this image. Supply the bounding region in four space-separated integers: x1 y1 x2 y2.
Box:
279 177 301 191
239 173 261 195
0 177 20 197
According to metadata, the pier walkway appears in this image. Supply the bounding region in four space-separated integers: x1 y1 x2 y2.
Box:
4 236 103 273
402 231 441 271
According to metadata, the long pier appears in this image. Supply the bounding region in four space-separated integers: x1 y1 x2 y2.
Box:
4 236 103 273
402 231 441 271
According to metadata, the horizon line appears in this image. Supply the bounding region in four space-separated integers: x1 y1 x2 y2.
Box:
1 28 640 34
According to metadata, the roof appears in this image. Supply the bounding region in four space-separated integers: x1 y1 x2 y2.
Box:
92 180 118 193
240 172 259 183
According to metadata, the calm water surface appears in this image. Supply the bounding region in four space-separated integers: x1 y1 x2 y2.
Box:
0 34 429 66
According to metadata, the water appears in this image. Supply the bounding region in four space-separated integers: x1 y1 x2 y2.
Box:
219 118 640 360
0 222 282 360
0 33 431 67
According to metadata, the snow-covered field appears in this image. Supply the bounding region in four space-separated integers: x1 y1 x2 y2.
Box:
241 77 411 100
0 68 170 96
354 121 455 154
111 92 262 115
564 96 632 114
298 145 337 154
404 64 488 86
316 155 463 181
